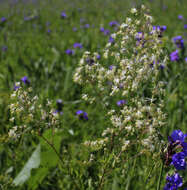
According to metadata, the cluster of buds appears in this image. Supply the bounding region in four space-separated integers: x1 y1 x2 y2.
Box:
74 5 168 155
8 82 60 140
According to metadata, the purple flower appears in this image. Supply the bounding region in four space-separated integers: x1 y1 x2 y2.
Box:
97 54 101 60
61 12 67 18
184 24 187 29
164 173 183 190
100 27 105 32
170 130 186 143
117 100 126 106
76 110 88 120
1 17 6 23
14 84 20 91
170 50 179 62
21 76 30 84
73 43 83 49
185 57 187 63
161 25 167 31
104 29 110 35
172 36 184 49
171 152 186 170
84 24 90 28
65 49 74 55
73 27 77 32
109 65 114 70
178 15 183 20
109 36 114 43
47 29 51 33
109 21 119 27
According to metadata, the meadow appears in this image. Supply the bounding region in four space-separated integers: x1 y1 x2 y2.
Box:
0 0 187 189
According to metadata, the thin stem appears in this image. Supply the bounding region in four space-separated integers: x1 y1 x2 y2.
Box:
157 162 164 190
39 134 64 165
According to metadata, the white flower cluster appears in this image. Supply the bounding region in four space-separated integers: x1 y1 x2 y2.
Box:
8 83 59 140
73 6 167 154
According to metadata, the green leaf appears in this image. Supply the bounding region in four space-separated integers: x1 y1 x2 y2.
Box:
13 144 41 186
27 129 63 190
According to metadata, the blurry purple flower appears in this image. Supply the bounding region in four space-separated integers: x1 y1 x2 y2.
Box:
1 17 6 23
84 24 90 28
97 54 101 60
104 29 110 35
47 29 51 33
73 27 77 32
109 36 114 43
76 110 88 120
73 43 83 48
109 65 114 70
161 25 167 31
171 152 186 170
185 57 187 63
100 27 105 32
184 24 187 29
65 49 74 55
14 84 20 91
117 100 126 106
61 12 67 18
109 21 119 27
21 76 30 84
172 36 184 49
178 15 183 20
170 50 179 62
164 173 183 190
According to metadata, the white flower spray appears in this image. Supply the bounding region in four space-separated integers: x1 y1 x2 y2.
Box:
73 5 168 157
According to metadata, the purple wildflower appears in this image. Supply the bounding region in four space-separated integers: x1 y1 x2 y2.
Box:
164 173 183 190
73 27 77 32
171 152 186 170
65 49 74 55
73 43 83 49
184 24 187 29
84 24 90 28
1 17 6 23
76 110 88 120
178 15 183 20
109 36 114 43
97 54 101 60
172 36 184 49
109 21 119 27
109 65 114 70
14 84 20 91
117 100 126 106
104 29 110 35
170 50 179 62
21 76 30 84
170 130 186 143
185 57 187 63
100 27 105 32
61 12 67 18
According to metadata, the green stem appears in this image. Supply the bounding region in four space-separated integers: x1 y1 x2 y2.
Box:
157 162 164 190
